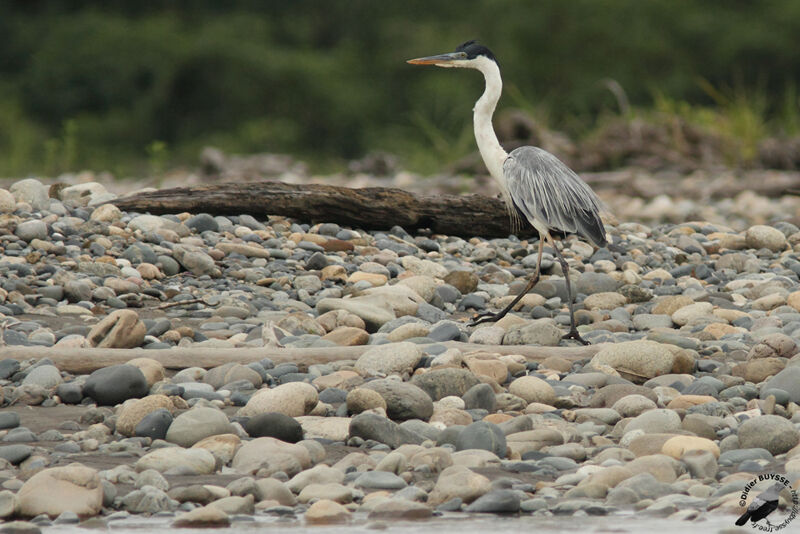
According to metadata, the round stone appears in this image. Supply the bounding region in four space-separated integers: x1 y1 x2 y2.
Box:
738 414 800 455
244 413 303 443
83 365 148 406
166 407 232 448
455 421 507 458
508 376 556 405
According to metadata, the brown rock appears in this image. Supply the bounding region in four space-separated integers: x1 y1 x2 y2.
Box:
483 413 513 425
671 349 697 374
367 499 432 520
626 454 681 482
322 239 354 252
430 407 473 426
428 465 491 505
347 272 387 287
191 433 242 466
116 395 175 437
627 434 679 457
87 309 146 348
702 323 743 340
304 499 351 524
173 505 230 527
788 291 800 312
126 358 165 387
464 355 508 383
276 312 325 336
666 395 716 410
317 309 366 332
661 436 720 459
238 382 318 417
732 358 787 383
346 388 387 414
312 370 362 391
651 295 694 316
321 326 370 346
747 333 798 360
320 265 348 282
443 271 479 294
540 356 573 373
579 465 632 489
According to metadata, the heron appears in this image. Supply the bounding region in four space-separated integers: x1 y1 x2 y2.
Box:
408 40 608 345
735 482 785 526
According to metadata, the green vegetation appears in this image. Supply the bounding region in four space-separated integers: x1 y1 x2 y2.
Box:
1 1 800 177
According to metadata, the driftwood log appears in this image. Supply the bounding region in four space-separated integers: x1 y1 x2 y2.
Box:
111 182 535 239
109 171 800 240
0 342 603 374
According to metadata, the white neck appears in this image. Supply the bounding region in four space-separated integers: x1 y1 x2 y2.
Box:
471 57 508 189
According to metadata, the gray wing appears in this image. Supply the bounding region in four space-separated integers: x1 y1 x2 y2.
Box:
504 146 607 247
749 483 784 510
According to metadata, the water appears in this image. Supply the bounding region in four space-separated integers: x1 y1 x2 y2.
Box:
45 512 743 534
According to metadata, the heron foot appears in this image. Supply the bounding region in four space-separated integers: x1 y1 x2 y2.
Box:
468 309 507 327
562 329 589 345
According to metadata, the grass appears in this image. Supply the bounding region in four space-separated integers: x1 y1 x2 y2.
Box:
1 80 800 179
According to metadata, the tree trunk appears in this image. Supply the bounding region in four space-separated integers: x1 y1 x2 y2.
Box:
111 182 535 239
0 342 602 374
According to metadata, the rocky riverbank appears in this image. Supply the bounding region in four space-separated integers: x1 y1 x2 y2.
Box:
0 175 799 531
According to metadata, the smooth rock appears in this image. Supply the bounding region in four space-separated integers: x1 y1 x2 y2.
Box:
172 505 230 527
354 342 422 376
244 413 303 443
231 437 311 476
83 365 148 405
589 341 681 384
87 310 146 349
456 421 507 458
361 379 433 421
117 395 175 437
464 489 521 513
304 499 351 524
738 414 800 455
428 465 491 506
166 407 232 447
508 376 556 405
136 447 216 475
410 368 481 401
17 464 103 518
238 382 318 417
349 413 425 449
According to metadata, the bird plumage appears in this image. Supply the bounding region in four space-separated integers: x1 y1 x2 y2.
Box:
504 146 607 247
735 482 784 526
408 40 608 342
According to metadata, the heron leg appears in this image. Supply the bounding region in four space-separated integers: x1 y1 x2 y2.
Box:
550 239 589 345
469 235 544 326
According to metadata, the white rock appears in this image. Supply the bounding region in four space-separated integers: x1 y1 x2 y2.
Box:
135 447 216 475
238 382 318 417
17 464 103 518
354 342 422 376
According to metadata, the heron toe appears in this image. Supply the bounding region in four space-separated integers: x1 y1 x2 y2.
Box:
562 329 590 345
468 310 506 327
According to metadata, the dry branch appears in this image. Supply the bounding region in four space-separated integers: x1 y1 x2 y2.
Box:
109 172 800 241
111 182 535 239
0 342 603 374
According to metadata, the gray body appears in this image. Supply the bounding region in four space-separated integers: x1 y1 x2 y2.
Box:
505 146 606 247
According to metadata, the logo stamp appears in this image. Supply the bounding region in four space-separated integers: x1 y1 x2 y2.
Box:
735 473 798 531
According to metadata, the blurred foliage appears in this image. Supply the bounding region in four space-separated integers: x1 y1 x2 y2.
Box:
1 0 800 176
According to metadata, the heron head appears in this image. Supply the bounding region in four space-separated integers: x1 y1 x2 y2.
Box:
407 40 498 69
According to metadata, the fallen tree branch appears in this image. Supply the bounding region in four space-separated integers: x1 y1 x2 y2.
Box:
0 342 603 374
111 182 535 239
